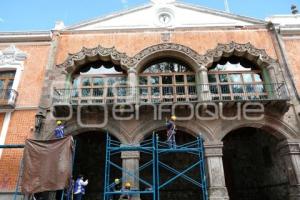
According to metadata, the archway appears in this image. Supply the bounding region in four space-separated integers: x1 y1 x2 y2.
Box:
222 127 289 200
140 129 205 200
73 131 122 200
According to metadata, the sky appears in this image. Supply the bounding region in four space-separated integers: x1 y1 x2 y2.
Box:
0 0 299 31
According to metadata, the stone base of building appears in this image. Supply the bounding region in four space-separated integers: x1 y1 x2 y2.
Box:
289 185 300 200
208 186 229 200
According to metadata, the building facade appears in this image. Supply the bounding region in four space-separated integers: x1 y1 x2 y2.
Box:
1 0 300 199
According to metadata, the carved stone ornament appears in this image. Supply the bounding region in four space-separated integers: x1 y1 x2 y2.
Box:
0 45 27 66
57 42 278 73
56 46 132 73
203 41 277 68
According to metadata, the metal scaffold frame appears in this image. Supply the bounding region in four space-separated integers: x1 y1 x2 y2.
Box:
103 133 157 200
103 132 208 200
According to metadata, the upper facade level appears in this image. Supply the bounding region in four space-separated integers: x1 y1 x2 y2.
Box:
53 42 289 107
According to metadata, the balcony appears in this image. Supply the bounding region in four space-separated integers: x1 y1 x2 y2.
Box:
53 83 289 105
0 89 18 109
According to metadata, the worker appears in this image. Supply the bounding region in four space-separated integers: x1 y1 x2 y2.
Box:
111 178 121 200
73 174 88 200
119 182 131 200
54 120 65 138
166 115 176 148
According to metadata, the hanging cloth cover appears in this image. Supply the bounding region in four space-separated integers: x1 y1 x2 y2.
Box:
21 136 73 194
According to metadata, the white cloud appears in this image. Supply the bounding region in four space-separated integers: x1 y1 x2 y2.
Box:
0 18 4 23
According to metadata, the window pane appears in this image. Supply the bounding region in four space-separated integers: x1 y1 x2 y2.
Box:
151 87 160 96
107 78 115 85
163 86 173 95
151 76 159 85
162 76 172 84
254 74 263 82
243 74 253 83
187 75 195 83
232 84 243 93
140 87 148 96
219 74 228 83
82 78 91 86
175 75 184 83
230 74 242 83
139 77 148 85
220 85 230 94
0 71 15 79
93 88 103 96
93 78 104 86
208 74 217 83
81 88 90 96
176 86 185 95
143 60 192 73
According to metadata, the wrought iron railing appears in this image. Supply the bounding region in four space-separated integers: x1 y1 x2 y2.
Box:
0 89 18 108
53 83 289 105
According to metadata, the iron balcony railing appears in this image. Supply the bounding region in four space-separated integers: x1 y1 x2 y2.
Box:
53 83 289 105
0 89 18 108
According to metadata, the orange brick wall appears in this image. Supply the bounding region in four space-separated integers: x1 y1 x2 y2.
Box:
0 110 36 191
283 38 300 93
16 45 50 107
0 43 50 192
56 29 278 65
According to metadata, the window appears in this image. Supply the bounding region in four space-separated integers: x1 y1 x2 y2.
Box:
139 59 196 102
72 61 127 103
208 57 265 101
0 71 16 104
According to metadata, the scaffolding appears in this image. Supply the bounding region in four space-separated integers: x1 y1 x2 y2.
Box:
103 133 208 200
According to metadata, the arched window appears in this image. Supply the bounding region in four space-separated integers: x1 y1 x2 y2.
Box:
208 56 266 100
72 61 127 103
139 58 197 102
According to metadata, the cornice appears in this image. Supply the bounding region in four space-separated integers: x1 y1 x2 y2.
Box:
0 31 52 42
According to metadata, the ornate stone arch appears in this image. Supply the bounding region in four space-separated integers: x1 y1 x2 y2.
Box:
132 43 205 73
64 120 130 144
218 115 298 141
202 41 278 69
57 45 132 75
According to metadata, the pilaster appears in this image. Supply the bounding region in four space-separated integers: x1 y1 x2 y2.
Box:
204 141 229 200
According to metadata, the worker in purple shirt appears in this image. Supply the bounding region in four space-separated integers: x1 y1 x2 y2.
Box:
166 115 176 148
54 120 65 138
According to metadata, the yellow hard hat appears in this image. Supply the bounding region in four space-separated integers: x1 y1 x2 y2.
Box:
57 120 62 125
114 178 120 184
125 182 131 187
171 115 176 121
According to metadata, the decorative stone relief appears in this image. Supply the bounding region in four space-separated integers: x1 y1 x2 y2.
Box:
56 46 131 73
0 45 27 66
57 42 280 76
203 41 278 68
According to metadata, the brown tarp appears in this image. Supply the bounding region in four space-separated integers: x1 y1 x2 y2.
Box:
21 136 73 194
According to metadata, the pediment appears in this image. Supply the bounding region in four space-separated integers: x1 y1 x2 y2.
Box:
65 1 265 31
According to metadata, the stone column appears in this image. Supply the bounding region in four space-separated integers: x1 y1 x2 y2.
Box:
278 139 300 200
204 141 229 200
121 151 140 200
196 66 210 102
127 67 138 104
